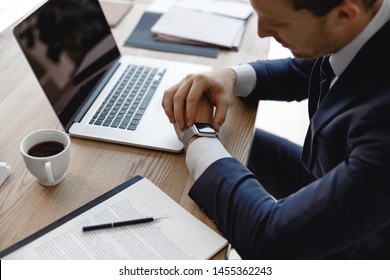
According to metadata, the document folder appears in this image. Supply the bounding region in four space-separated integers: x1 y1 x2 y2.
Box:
124 12 220 58
0 176 227 259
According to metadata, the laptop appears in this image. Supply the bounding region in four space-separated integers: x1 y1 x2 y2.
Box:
13 0 211 153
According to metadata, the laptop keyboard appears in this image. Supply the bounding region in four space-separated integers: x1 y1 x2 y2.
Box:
89 64 166 130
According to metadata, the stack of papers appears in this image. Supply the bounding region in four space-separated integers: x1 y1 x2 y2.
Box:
0 162 11 187
151 0 253 50
175 0 253 19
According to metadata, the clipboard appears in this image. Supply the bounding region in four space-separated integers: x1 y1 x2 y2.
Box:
0 176 227 259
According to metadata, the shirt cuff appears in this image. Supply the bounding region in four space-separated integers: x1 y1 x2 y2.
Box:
185 137 232 180
229 64 257 97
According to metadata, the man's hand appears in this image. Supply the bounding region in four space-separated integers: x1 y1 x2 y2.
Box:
162 68 237 132
172 93 214 145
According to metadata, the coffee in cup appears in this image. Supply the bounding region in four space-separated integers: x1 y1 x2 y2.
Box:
20 129 71 186
28 141 66 157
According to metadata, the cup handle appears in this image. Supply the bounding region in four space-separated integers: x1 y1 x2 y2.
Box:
45 162 55 184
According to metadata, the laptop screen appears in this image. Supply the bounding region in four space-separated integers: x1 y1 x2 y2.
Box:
13 0 121 129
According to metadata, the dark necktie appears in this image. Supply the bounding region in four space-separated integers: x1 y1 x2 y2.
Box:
318 55 335 107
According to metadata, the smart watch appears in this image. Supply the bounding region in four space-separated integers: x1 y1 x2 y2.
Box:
181 123 217 146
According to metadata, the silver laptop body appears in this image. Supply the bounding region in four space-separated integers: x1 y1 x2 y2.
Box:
13 0 211 153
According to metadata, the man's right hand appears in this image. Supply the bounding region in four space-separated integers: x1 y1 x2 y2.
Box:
161 67 237 132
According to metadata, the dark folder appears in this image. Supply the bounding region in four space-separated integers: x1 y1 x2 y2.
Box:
0 176 143 258
124 12 220 58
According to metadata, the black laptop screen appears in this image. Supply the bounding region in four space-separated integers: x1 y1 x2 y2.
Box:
13 0 121 129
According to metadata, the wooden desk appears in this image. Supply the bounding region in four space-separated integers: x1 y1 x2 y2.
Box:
0 0 269 259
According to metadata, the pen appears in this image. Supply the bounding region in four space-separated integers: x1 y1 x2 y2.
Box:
82 216 166 232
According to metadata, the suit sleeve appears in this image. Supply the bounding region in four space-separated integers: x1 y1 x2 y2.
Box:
188 81 390 259
188 155 390 259
242 58 315 106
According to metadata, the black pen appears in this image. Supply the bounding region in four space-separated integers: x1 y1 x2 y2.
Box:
82 216 167 232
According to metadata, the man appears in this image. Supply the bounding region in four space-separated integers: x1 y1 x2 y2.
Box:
162 0 390 259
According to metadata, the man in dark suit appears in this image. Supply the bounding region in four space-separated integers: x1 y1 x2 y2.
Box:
162 0 390 259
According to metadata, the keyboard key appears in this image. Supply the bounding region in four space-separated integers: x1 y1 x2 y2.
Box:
91 64 166 130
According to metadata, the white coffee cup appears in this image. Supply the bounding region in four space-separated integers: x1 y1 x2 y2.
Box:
20 129 71 186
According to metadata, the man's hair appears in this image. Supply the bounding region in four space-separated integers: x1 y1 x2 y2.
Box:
291 0 378 16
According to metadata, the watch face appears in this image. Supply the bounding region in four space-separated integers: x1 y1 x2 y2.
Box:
195 123 216 135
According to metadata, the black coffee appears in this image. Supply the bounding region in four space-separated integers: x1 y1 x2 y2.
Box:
28 141 66 157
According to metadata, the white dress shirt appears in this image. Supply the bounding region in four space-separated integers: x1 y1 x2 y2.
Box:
186 0 390 181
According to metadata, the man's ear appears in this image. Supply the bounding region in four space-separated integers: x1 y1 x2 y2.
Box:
331 0 360 26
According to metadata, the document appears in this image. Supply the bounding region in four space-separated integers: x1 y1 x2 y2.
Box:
0 176 227 259
176 0 253 20
147 0 253 19
151 7 245 49
124 11 220 58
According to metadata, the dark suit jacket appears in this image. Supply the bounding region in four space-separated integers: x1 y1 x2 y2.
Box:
189 19 390 259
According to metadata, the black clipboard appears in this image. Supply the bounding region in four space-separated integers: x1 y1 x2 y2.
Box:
0 175 143 258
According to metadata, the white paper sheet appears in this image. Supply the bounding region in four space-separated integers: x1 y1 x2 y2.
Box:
2 177 227 259
176 0 253 20
151 7 245 48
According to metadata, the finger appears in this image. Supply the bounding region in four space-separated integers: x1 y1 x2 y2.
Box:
185 77 207 127
212 103 229 132
162 83 180 123
210 91 232 131
173 78 194 129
